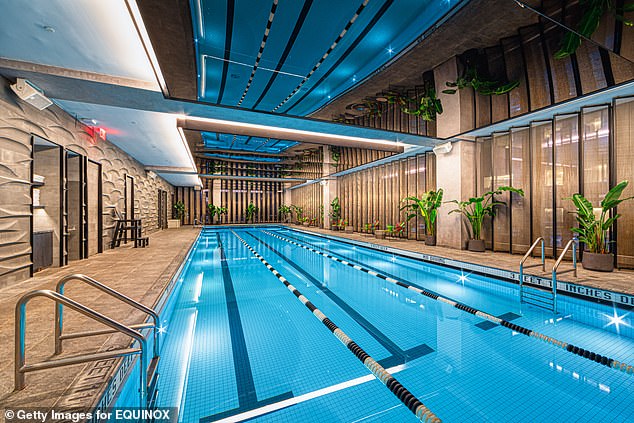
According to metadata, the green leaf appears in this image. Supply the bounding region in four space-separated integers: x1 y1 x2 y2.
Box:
555 32 581 59
601 180 629 209
442 89 457 95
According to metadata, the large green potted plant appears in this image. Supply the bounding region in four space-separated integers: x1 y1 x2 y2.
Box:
400 189 444 246
329 197 341 230
567 180 634 272
279 204 292 223
174 201 185 221
448 186 524 252
245 202 259 223
207 204 227 224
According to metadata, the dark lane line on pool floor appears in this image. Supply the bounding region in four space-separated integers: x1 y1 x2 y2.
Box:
231 230 441 423
246 231 434 368
200 234 293 423
263 230 634 377
276 231 525 329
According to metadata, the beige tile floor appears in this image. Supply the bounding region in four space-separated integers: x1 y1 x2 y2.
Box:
0 228 199 416
296 226 634 296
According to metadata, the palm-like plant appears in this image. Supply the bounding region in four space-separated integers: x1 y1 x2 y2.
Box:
290 205 304 223
173 201 185 220
207 204 228 223
246 202 259 223
567 181 634 254
329 197 341 223
279 204 292 222
448 186 524 241
400 189 444 236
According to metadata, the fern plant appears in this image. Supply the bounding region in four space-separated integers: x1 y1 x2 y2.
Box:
246 202 259 223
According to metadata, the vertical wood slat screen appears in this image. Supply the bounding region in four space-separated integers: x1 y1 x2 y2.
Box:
473 102 634 267
335 152 435 236
290 182 323 226
175 179 283 225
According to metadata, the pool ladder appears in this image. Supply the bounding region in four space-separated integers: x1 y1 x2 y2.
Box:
519 237 577 313
15 274 160 410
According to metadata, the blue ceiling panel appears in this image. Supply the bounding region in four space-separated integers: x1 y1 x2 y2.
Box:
202 153 283 162
201 131 298 153
191 0 468 116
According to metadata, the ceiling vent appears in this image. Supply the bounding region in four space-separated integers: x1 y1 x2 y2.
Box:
10 78 53 110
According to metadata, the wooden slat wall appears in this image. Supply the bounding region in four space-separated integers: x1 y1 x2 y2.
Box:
335 152 436 237
290 183 323 226
340 0 633 135
176 178 284 225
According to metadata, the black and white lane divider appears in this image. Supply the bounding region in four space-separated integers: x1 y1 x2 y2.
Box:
262 230 634 376
230 230 442 423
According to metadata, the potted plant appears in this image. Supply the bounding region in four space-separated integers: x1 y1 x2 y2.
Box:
245 202 259 223
279 204 292 223
401 189 444 246
207 204 227 224
448 186 524 252
300 216 310 227
291 205 304 224
567 180 634 272
329 197 341 230
174 201 185 221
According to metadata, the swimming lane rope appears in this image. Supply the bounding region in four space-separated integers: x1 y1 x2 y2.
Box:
262 230 634 376
230 230 442 423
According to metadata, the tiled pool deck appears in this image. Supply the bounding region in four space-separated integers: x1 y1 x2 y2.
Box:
293 226 634 297
0 227 199 418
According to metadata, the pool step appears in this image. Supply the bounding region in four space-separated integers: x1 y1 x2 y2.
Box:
522 286 555 311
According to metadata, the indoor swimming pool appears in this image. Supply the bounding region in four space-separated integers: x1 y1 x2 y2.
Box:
113 227 634 422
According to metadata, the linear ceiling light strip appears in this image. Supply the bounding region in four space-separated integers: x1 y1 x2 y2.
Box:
230 230 442 423
272 0 370 112
237 0 279 106
264 230 634 376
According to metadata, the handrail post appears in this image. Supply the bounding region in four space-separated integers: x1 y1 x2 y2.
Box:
139 338 148 408
15 299 27 390
540 239 545 272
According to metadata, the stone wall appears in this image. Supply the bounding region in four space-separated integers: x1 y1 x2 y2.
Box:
0 76 173 288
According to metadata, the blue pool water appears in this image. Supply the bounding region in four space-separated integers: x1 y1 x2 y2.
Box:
113 227 634 422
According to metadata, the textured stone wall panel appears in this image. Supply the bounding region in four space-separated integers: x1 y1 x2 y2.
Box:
0 77 173 287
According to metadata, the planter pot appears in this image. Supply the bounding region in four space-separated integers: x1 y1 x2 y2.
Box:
345 226 354 234
468 239 485 252
425 235 436 246
582 252 614 272
302 222 310 227
375 230 386 240
331 225 338 231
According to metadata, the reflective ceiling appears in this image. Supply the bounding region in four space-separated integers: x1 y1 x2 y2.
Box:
193 0 466 116
201 132 298 155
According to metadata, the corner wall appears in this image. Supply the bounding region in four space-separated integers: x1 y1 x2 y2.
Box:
0 76 173 287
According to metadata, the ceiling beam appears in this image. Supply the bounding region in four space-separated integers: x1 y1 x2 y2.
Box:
178 117 405 152
145 166 198 174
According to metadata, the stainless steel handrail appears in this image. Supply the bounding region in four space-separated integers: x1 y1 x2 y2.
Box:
15 290 147 407
55 274 159 359
519 237 545 302
551 237 578 313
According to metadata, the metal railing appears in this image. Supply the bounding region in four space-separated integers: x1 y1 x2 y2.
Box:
518 237 545 302
15 290 148 407
54 274 160 359
551 237 578 313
